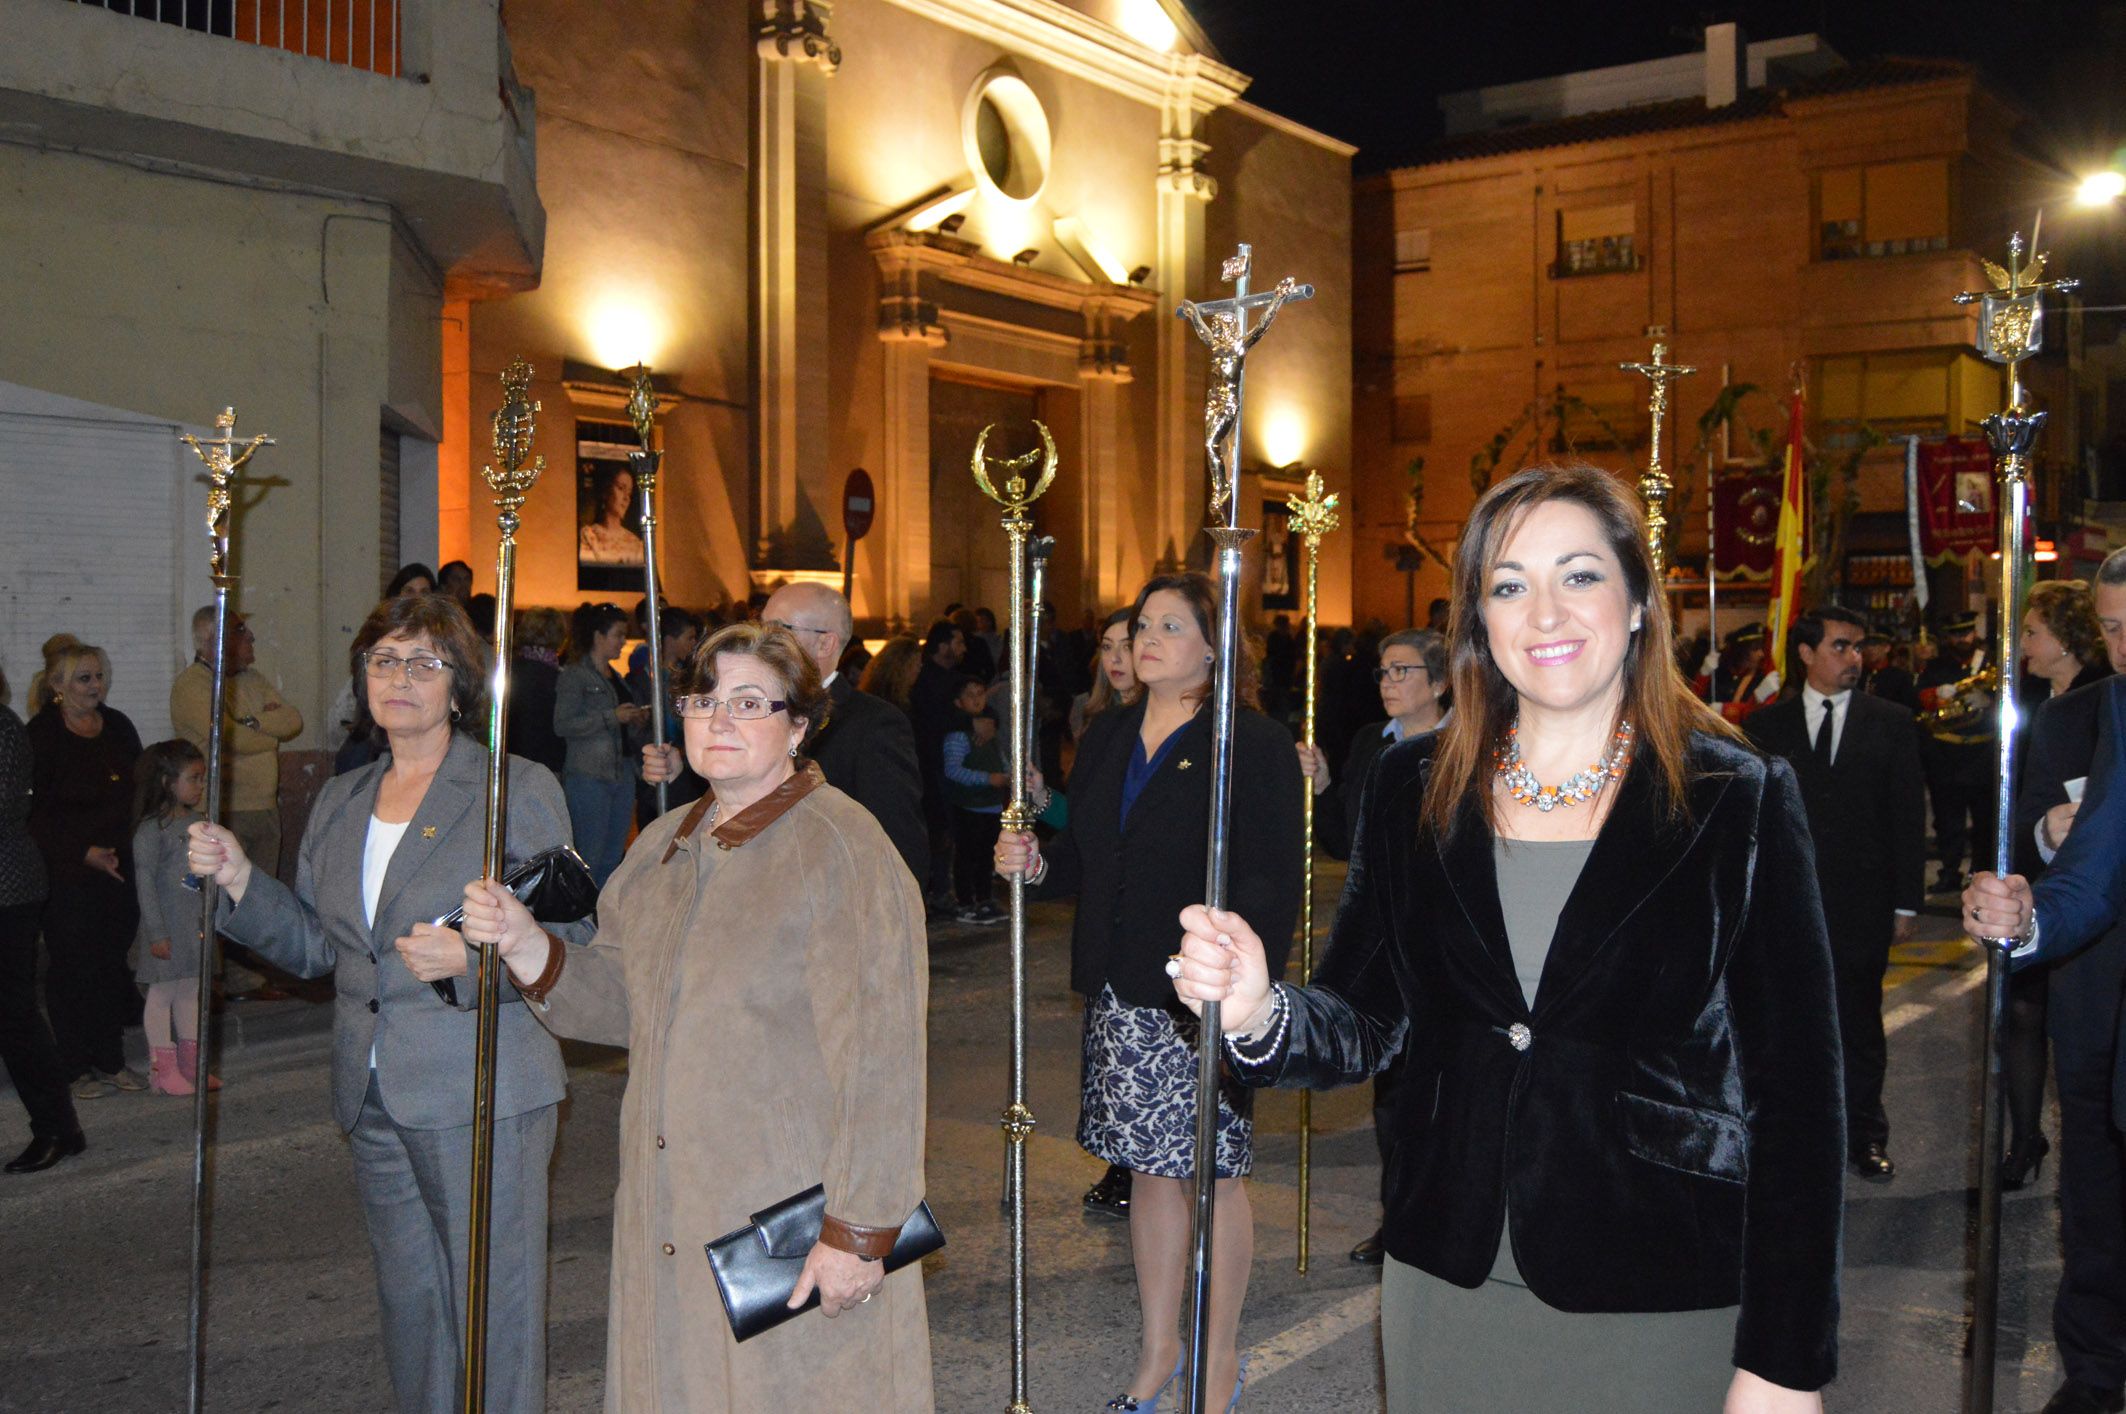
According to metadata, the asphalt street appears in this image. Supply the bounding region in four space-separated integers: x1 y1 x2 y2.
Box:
0 871 2074 1412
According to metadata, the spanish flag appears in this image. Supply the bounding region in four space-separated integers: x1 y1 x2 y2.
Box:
1765 388 1808 671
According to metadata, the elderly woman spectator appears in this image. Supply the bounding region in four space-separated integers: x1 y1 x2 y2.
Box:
1170 465 1844 1412
555 602 648 884
461 621 933 1410
27 643 145 1098
187 594 583 1413
1998 578 2116 1190
994 573 1305 1411
2 665 85 1171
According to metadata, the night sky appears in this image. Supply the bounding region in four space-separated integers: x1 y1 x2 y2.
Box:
1187 1 2125 177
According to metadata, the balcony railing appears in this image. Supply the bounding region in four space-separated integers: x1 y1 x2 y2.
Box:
69 0 400 78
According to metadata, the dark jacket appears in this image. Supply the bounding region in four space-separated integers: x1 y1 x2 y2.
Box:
1036 699 1305 1008
26 705 142 892
1232 733 1844 1392
1863 664 1919 715
506 654 566 776
1747 690 1927 918
2026 680 2126 975
808 672 928 883
2015 679 2126 1124
0 706 47 908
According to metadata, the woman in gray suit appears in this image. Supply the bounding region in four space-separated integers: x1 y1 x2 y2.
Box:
188 593 582 1413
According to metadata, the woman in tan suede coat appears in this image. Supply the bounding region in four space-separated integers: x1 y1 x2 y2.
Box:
461 622 933 1412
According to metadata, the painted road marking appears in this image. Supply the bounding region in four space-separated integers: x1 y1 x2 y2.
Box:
1240 1284 1382 1385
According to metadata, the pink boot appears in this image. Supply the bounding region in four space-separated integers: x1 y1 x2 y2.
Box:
150 1046 194 1096
176 1040 221 1092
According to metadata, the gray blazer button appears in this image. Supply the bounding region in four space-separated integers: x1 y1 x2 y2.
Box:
1506 1022 1531 1052
368 999 380 1013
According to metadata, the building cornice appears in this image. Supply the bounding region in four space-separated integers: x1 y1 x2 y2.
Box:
879 0 1248 111
1226 99 1357 158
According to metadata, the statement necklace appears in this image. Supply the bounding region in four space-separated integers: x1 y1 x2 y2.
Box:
1493 719 1634 812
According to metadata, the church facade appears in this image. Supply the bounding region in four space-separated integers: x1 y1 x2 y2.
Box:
455 0 1355 637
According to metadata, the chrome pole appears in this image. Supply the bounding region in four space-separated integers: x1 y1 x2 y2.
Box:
1953 234 2073 1414
1175 244 1312 1413
626 367 668 819
462 360 546 1414
177 408 274 1414
973 422 1057 1414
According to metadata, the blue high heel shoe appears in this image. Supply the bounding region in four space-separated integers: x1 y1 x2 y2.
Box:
1103 1354 1183 1411
1225 1353 1250 1411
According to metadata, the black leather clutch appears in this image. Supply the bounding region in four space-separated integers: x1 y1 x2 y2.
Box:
704 1185 944 1342
427 845 599 1006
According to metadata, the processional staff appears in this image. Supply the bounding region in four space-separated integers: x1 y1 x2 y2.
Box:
464 358 547 1413
972 421 1058 1414
1619 341 1697 582
1176 244 1313 1414
1285 471 1338 1277
1952 235 2075 1414
177 407 274 1414
624 366 670 819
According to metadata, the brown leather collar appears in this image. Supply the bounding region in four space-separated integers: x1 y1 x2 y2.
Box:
662 761 824 861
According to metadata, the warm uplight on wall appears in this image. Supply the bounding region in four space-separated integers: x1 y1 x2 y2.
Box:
1259 409 1307 469
903 184 975 233
1053 215 1130 284
585 297 665 373
2076 170 2126 208
1116 0 1179 51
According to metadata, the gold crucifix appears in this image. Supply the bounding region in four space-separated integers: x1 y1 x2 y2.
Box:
1618 341 1697 578
180 408 275 585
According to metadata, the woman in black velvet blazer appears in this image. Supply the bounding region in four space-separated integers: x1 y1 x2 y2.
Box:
997 573 1303 1413
1172 465 1843 1411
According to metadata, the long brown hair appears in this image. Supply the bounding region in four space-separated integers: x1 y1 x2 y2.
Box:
1083 607 1142 719
1130 573 1259 712
1422 463 1741 840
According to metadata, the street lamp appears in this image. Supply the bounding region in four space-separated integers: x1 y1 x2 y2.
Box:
2077 169 2125 208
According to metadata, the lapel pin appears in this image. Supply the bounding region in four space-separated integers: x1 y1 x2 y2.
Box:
421 826 437 839
1177 758 1193 770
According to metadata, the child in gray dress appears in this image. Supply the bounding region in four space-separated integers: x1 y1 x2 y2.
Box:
132 740 215 1095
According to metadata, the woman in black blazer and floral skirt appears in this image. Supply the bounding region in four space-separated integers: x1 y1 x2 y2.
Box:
1171 465 1844 1413
997 572 1303 1412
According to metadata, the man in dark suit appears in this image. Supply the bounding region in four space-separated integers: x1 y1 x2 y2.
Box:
1920 610 1996 891
1861 633 1921 714
759 583 927 883
1998 558 2126 1414
1749 605 1926 1181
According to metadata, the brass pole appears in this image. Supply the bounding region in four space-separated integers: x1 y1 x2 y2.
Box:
1952 235 2074 1414
463 359 546 1413
625 367 669 819
1619 342 1697 582
1176 245 1313 1413
973 422 1057 1414
1286 472 1338 1276
177 408 274 1414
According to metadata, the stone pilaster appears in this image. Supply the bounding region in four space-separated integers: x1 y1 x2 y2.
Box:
752 1 839 569
1154 80 1217 574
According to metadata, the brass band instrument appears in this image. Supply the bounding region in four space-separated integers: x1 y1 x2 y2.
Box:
1918 664 2000 738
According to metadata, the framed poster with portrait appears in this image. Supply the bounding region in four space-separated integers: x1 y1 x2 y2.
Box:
1259 496 1299 611
577 419 648 592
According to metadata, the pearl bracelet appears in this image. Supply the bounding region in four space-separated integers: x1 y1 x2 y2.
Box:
1224 985 1290 1066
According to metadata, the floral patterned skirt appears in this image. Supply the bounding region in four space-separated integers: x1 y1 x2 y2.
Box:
1076 984 1253 1179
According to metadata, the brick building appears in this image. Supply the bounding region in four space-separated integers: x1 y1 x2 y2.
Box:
1351 25 2070 634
